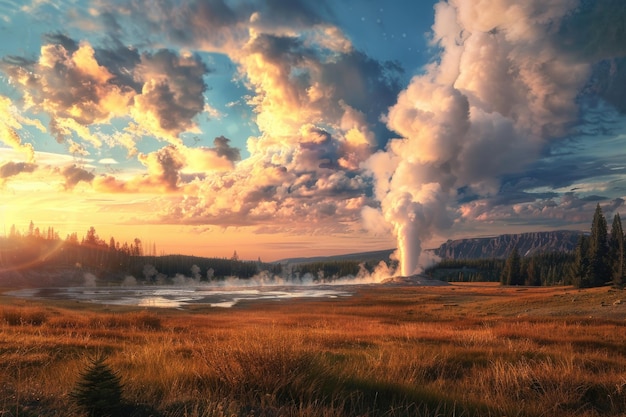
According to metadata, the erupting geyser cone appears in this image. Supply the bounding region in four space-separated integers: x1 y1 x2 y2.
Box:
397 220 421 277
363 1 611 286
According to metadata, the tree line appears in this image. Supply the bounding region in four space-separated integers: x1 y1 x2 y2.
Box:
425 252 575 286
432 204 624 288
0 222 277 282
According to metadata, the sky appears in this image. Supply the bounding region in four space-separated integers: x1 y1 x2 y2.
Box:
0 0 625 267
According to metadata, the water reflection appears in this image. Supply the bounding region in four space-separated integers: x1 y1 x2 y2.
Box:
8 285 352 308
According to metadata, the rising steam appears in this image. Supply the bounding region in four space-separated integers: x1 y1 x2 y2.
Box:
366 0 607 276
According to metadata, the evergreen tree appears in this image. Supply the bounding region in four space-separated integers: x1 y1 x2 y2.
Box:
84 226 99 246
588 204 609 287
572 234 590 287
609 213 625 288
525 256 541 286
71 354 123 417
501 247 522 285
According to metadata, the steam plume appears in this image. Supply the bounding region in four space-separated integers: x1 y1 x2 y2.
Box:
367 0 618 276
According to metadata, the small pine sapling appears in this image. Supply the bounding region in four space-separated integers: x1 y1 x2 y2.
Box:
70 353 123 417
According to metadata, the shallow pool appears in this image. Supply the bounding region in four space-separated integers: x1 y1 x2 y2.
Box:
7 284 353 308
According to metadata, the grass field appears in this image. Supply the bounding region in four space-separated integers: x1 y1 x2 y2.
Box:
1 283 626 416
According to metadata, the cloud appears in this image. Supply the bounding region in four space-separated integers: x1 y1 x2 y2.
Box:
11 40 134 128
251 0 329 29
137 145 184 191
95 2 400 230
2 36 210 148
60 164 95 190
459 193 625 228
95 138 239 193
129 145 372 232
178 143 238 175
0 0 403 239
130 49 210 142
95 0 247 52
0 96 39 163
0 162 37 181
95 146 184 193
555 0 626 62
212 136 241 163
3 39 132 146
588 58 626 113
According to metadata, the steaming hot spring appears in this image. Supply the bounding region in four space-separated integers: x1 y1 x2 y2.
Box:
7 274 446 309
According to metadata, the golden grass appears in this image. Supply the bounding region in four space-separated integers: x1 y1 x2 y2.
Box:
1 283 626 416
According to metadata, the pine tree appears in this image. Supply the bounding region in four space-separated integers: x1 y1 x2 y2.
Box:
609 213 625 288
525 256 541 286
71 354 123 417
572 235 591 288
572 235 590 287
501 247 522 285
588 204 609 287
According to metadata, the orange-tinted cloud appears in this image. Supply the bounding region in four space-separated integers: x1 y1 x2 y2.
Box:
94 137 239 194
0 161 37 183
3 36 209 149
0 96 37 163
59 164 95 190
2 0 402 235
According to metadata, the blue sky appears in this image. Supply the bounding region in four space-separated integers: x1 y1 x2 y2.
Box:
0 0 625 266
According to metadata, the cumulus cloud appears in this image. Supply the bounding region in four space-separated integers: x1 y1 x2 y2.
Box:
4 39 134 139
212 136 241 163
95 138 239 193
86 0 401 230
131 49 209 142
0 0 403 238
2 36 210 148
137 145 184 191
178 143 237 175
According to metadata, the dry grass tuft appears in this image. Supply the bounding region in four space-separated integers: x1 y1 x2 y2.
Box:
1 306 48 326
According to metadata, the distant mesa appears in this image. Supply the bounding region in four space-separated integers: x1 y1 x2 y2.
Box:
433 230 581 260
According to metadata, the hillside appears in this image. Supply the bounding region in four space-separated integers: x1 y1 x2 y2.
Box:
433 230 582 259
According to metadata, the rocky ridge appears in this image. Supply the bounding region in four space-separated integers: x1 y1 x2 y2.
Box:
433 230 582 260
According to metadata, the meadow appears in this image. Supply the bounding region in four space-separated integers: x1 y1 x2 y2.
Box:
1 283 626 417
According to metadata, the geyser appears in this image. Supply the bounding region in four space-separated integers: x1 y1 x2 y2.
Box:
365 0 609 274
396 218 420 277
